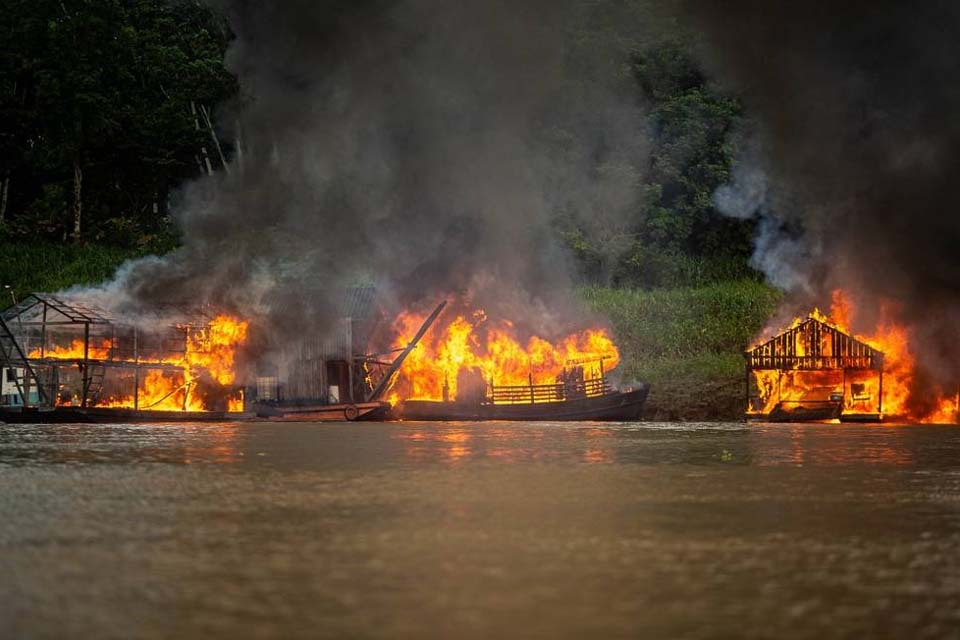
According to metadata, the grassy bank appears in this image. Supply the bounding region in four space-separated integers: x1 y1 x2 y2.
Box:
581 280 782 420
0 240 145 302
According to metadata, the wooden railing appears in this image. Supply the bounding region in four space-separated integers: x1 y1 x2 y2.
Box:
488 376 611 405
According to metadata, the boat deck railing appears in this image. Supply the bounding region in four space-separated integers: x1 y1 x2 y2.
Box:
488 376 611 405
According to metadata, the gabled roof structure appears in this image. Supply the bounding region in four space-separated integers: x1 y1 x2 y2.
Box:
745 316 884 371
2 293 115 325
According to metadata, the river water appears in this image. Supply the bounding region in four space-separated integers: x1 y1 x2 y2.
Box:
1 421 959 639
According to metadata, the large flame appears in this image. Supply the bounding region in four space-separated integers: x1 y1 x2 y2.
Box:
388 307 620 404
751 290 957 423
28 315 248 412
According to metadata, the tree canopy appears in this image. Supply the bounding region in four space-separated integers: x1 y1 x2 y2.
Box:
0 0 235 248
0 0 757 289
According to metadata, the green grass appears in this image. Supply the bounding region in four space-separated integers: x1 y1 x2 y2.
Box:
0 240 146 303
580 280 782 419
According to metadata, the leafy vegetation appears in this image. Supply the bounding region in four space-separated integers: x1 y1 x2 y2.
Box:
552 32 758 289
0 237 144 301
582 281 782 419
0 0 235 245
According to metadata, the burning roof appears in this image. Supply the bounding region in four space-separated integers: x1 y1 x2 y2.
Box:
746 316 883 372
746 291 959 423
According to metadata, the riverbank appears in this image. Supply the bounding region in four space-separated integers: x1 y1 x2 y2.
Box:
581 281 782 420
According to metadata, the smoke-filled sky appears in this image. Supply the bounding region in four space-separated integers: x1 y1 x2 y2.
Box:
683 1 960 393
86 0 658 349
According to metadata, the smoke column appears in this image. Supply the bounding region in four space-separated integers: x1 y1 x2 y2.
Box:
78 0 654 352
683 1 960 400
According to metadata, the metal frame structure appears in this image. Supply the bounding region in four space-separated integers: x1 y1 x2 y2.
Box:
745 316 885 416
1 293 213 411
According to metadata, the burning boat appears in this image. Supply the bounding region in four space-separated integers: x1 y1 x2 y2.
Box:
249 290 438 422
0 294 248 422
382 302 647 422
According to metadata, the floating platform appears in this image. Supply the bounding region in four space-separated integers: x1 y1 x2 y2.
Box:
395 386 648 422
0 406 252 423
746 403 884 424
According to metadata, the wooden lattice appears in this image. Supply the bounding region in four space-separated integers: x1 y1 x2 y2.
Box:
745 317 883 371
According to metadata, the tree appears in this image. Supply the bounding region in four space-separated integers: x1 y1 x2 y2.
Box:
0 0 236 244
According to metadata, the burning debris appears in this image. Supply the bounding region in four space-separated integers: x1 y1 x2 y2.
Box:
746 291 959 423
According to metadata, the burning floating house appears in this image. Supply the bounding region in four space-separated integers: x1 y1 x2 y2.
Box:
745 314 885 422
0 293 248 422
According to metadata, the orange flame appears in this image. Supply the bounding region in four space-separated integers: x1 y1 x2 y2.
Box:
29 315 248 413
751 290 957 423
388 308 620 404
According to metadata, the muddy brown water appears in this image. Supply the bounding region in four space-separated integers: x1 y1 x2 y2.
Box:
1 421 959 639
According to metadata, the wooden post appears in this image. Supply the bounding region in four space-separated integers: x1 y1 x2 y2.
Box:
21 367 30 409
842 368 847 409
878 367 884 415
133 328 139 411
40 303 47 358
529 372 534 404
80 322 90 408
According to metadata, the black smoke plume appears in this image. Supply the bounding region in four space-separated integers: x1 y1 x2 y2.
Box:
81 0 649 356
684 1 960 404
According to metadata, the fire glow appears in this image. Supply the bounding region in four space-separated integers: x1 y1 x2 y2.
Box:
29 315 248 412
387 308 620 404
752 291 957 423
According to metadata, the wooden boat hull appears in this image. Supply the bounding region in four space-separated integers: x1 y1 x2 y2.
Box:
395 386 648 422
0 406 250 423
751 400 843 423
253 401 391 422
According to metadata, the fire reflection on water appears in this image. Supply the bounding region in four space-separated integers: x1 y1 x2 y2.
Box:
753 424 914 466
393 424 617 464
182 423 241 465
582 427 614 464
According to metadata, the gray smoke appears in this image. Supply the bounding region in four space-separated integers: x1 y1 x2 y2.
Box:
76 0 657 353
683 1 960 405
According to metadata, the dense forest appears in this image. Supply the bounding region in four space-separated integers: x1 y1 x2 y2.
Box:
0 0 758 297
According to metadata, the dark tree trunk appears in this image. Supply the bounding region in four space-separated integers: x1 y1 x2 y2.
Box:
0 173 9 223
72 156 82 241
